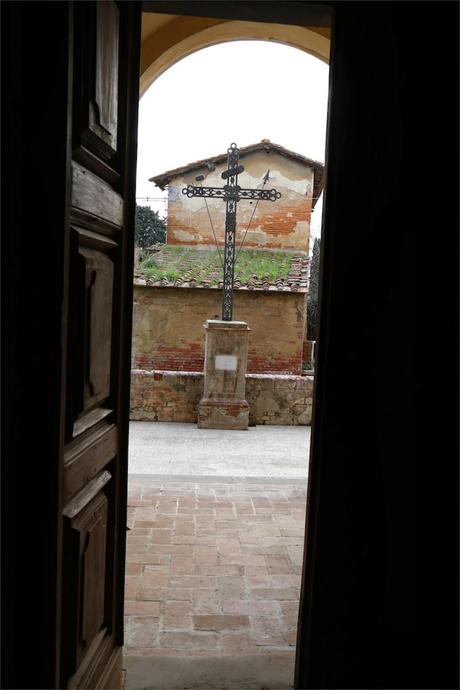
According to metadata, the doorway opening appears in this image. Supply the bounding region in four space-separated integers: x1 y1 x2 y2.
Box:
124 29 330 690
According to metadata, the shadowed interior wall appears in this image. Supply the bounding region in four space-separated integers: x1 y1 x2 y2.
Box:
294 4 459 689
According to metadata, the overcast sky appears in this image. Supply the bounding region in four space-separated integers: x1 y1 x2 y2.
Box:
136 40 329 241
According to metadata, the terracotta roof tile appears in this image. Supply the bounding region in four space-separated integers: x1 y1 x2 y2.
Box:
134 246 309 293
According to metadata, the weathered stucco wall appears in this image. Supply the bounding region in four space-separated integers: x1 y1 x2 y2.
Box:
166 150 314 252
132 285 306 374
130 369 314 425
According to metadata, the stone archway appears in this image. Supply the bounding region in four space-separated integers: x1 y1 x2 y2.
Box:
140 14 330 97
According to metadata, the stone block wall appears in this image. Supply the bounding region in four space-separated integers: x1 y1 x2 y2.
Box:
132 286 306 375
130 370 202 423
247 373 313 425
130 370 314 426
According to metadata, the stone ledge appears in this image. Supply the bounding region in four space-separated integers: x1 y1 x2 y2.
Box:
130 370 313 426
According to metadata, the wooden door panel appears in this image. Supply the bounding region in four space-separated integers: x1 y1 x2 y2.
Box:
66 225 117 439
79 246 114 410
72 162 123 229
92 0 119 151
61 473 112 682
59 2 141 687
64 425 117 501
72 1 122 182
78 492 108 654
71 490 109 663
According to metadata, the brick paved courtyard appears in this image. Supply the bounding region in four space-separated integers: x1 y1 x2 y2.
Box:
124 475 307 658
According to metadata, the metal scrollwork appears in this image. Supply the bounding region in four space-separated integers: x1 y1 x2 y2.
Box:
181 143 281 321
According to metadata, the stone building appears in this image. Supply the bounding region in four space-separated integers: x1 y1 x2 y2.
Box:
150 139 324 252
130 141 323 424
133 139 324 373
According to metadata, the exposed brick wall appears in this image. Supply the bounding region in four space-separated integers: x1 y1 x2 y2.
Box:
132 286 306 375
239 194 312 242
167 192 311 251
130 369 314 426
166 151 314 253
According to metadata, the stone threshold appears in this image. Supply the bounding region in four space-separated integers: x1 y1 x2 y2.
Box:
128 474 308 486
123 651 295 690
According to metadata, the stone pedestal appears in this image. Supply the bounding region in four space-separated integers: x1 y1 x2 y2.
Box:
198 320 250 430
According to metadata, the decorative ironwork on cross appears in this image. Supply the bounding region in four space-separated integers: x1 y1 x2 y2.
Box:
182 142 281 321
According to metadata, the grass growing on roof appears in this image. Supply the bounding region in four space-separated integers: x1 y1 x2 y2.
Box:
234 249 294 283
137 246 296 284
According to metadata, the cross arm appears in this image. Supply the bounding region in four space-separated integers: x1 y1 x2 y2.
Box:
237 187 281 202
182 185 281 202
182 185 228 199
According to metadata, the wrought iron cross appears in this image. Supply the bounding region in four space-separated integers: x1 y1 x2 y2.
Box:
182 142 281 321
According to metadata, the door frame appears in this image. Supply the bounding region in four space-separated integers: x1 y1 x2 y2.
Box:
1 1 332 686
7 3 457 689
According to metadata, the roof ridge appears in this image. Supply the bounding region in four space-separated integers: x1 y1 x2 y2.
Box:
149 140 324 187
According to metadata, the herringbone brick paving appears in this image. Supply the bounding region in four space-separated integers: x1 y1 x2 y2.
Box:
124 477 307 656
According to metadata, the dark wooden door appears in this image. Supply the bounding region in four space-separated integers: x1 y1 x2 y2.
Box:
60 3 140 687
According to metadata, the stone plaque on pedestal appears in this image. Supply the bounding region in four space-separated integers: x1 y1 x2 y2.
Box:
198 319 250 430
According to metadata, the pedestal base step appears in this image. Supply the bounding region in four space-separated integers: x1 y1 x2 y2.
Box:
197 398 249 430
